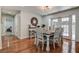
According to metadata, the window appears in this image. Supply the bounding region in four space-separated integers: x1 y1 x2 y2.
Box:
72 15 76 40
62 17 69 22
72 15 76 23
52 19 58 28
50 15 76 39
61 17 69 36
62 25 69 36
53 19 58 22
48 18 51 26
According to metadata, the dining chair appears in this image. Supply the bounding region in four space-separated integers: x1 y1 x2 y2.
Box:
59 28 63 45
35 28 46 51
51 27 63 49
34 26 41 45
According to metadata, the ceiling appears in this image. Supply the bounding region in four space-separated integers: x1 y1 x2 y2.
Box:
0 6 77 16
24 6 77 16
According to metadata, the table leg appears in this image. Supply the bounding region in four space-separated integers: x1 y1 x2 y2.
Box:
46 35 50 52
29 31 30 39
34 34 36 45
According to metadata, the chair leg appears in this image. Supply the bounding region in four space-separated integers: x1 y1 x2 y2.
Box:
60 38 62 47
36 40 39 47
42 42 44 51
60 37 63 46
53 43 55 49
34 37 37 45
36 40 40 53
53 40 55 49
57 38 61 47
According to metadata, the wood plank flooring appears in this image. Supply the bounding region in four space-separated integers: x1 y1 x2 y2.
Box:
0 36 74 53
76 42 79 53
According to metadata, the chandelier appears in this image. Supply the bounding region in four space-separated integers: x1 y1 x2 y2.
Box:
40 6 53 11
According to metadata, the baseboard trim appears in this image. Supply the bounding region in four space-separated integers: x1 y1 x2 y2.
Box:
20 37 35 40
76 41 79 43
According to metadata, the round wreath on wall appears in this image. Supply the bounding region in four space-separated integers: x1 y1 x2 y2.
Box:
31 17 38 26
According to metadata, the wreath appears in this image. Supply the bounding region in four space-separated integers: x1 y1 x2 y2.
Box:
31 17 38 26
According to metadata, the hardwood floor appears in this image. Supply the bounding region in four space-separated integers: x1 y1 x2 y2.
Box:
76 42 79 53
0 36 73 53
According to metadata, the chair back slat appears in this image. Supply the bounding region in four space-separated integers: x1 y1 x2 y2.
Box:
54 27 63 39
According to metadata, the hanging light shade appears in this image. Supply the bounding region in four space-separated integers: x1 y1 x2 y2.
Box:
40 6 53 11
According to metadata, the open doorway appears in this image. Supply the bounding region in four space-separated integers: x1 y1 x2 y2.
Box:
1 14 15 49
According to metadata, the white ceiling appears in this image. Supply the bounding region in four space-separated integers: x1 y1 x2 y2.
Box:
0 6 77 16
24 6 77 16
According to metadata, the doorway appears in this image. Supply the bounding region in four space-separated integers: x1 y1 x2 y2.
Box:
1 14 15 49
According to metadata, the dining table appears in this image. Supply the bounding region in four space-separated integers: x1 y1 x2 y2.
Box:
44 30 55 52
34 28 55 52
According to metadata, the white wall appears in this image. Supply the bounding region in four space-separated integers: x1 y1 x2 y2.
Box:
14 13 21 38
42 8 79 42
20 11 42 39
2 10 42 40
0 8 2 49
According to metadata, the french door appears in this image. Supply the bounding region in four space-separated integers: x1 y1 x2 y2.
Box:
49 15 76 52
50 15 76 40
